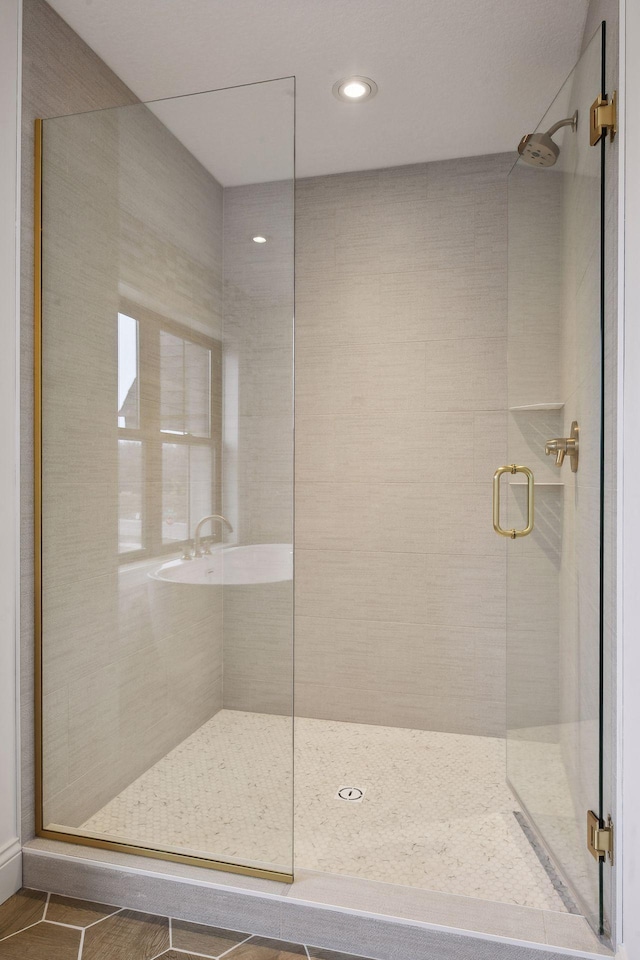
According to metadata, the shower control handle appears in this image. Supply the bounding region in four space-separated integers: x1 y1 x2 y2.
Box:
545 421 579 472
544 439 567 467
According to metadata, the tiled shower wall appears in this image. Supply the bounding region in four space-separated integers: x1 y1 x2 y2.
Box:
219 158 512 737
221 181 294 713
21 0 138 840
294 157 512 737
24 0 225 828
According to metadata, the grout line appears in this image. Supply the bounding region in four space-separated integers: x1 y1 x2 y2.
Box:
169 942 249 959
77 927 85 960
294 409 509 419
217 933 255 958
146 948 171 960
167 951 216 959
42 891 51 921
37 907 127 934
170 950 218 959
82 906 126 929
293 612 505 629
0 919 45 943
45 919 88 931
295 547 505 559
169 916 172 949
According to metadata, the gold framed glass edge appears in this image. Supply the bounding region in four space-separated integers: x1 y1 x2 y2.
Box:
37 829 293 883
34 118 43 840
32 117 293 888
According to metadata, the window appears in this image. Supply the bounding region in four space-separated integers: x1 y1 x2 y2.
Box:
117 304 221 560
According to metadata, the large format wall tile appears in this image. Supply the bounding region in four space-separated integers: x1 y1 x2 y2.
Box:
295 616 505 734
424 554 506 630
293 156 511 736
423 337 507 412
221 178 294 735
36 16 225 829
296 413 474 484
296 342 427 417
296 481 502 557
296 549 428 624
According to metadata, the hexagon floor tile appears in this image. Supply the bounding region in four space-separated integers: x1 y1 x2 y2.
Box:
81 909 169 960
0 891 373 960
0 920 80 959
82 711 573 911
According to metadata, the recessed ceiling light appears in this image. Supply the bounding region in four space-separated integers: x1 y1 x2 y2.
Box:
252 235 267 243
332 76 378 103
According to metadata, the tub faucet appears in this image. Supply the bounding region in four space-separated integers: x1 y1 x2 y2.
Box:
193 514 233 557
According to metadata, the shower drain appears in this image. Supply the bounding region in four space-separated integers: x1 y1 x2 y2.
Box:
336 786 365 802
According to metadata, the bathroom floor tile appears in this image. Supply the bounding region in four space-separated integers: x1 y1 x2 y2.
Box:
0 921 81 959
80 711 572 912
160 953 215 960
46 893 121 927
0 888 47 940
226 936 308 959
81 908 169 960
172 918 250 956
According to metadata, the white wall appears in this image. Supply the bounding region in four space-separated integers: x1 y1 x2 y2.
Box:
0 0 22 904
620 2 640 956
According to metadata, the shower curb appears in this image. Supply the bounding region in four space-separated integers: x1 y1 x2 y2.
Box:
22 842 607 960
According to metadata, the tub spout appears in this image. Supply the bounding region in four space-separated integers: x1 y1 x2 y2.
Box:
193 514 233 557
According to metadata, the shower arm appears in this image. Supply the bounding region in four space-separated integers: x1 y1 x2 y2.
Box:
545 110 578 138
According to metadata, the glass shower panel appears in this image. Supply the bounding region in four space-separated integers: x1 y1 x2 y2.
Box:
505 27 605 930
37 77 294 880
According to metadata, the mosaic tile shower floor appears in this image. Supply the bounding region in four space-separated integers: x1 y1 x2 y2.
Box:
80 711 573 912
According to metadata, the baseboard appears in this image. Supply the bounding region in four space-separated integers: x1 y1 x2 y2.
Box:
0 839 22 904
23 840 610 960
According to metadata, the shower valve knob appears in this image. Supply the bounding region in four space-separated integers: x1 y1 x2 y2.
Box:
545 440 566 467
545 421 579 472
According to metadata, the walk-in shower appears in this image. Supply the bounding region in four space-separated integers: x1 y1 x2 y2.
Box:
35 20 614 951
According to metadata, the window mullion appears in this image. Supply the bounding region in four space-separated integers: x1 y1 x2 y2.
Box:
140 319 162 556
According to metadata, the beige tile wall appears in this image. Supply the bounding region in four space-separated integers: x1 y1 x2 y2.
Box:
36 57 225 824
221 181 294 712
221 157 511 737
505 163 563 740
293 155 513 737
21 0 138 840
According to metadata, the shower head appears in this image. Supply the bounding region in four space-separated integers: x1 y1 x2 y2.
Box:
517 110 578 167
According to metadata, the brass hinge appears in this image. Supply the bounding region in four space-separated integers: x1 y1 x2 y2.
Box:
590 91 617 146
587 810 614 863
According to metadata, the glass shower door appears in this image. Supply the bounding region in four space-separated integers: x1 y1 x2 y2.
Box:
36 77 294 880
504 26 607 933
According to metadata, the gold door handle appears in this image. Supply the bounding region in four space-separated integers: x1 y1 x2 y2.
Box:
493 465 534 539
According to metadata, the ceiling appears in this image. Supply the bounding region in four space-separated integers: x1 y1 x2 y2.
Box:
46 0 590 185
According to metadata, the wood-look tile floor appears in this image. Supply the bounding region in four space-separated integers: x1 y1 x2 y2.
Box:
0 889 370 960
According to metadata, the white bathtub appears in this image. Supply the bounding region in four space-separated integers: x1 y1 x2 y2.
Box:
149 543 293 586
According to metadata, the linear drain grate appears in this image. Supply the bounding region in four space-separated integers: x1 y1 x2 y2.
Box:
336 786 365 802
